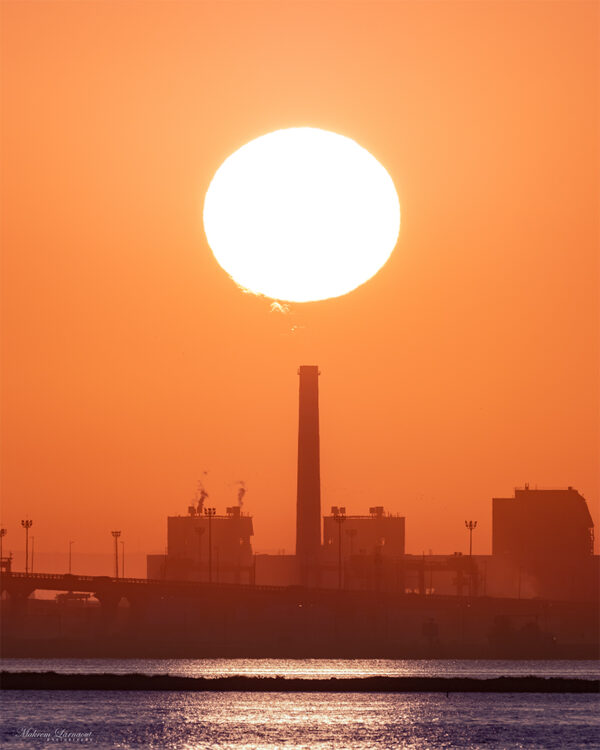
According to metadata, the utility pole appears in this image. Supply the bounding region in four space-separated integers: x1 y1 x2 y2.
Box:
332 506 346 589
195 527 205 579
465 520 477 597
69 541 75 574
204 508 216 583
0 528 6 566
21 520 33 574
465 520 477 557
345 528 357 557
111 531 121 578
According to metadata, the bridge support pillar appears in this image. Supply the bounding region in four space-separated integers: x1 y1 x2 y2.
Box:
95 592 121 635
9 590 34 623
126 595 148 634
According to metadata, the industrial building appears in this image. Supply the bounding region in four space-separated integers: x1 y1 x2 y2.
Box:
320 506 405 588
491 485 596 601
323 506 405 558
147 365 597 602
493 485 594 557
147 505 254 584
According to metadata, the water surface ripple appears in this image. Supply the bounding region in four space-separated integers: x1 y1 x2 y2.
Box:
2 690 599 749
2 657 598 679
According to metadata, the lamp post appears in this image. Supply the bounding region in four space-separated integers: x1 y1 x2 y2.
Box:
21 520 33 574
0 528 6 565
465 520 477 557
204 508 216 583
194 527 205 580
345 528 357 557
31 536 35 573
111 531 121 578
465 520 477 597
69 541 75 574
120 540 125 578
332 506 346 590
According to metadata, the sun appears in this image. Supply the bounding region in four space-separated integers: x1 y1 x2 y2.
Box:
203 127 401 303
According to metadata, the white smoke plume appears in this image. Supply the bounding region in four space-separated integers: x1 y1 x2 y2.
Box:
196 475 209 514
237 480 246 507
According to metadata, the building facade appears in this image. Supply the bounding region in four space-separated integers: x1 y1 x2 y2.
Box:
147 505 254 584
492 486 595 601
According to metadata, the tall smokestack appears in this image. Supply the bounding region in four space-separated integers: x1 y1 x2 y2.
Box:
296 365 321 563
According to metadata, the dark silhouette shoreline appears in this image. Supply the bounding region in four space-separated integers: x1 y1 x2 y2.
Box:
1 672 598 693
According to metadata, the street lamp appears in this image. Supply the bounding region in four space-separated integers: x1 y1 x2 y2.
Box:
0 528 6 565
111 531 121 578
332 506 346 590
69 541 75 574
465 520 477 557
204 508 216 583
345 528 357 556
465 520 478 597
21 520 33 574
194 527 205 579
120 540 125 578
345 528 357 588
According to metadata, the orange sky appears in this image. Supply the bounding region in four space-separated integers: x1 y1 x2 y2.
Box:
2 1 598 576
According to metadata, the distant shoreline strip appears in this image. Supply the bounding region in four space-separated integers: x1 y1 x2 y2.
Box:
1 672 599 693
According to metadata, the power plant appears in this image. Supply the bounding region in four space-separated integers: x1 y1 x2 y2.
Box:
1 365 598 658
142 365 597 602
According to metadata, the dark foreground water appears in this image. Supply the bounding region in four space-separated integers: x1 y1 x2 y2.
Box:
2 661 599 748
2 690 599 749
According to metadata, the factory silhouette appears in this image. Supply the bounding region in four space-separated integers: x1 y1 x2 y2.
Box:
148 366 596 603
1 366 598 658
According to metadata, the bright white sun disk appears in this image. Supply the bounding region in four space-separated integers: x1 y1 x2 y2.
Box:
203 128 400 302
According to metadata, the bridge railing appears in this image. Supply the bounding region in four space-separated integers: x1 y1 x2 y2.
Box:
1 571 148 585
0 571 498 602
0 571 291 594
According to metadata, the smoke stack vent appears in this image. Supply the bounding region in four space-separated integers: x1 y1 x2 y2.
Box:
296 365 322 561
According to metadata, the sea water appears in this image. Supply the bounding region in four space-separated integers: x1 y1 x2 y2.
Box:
1 660 599 749
2 657 599 679
2 690 599 749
